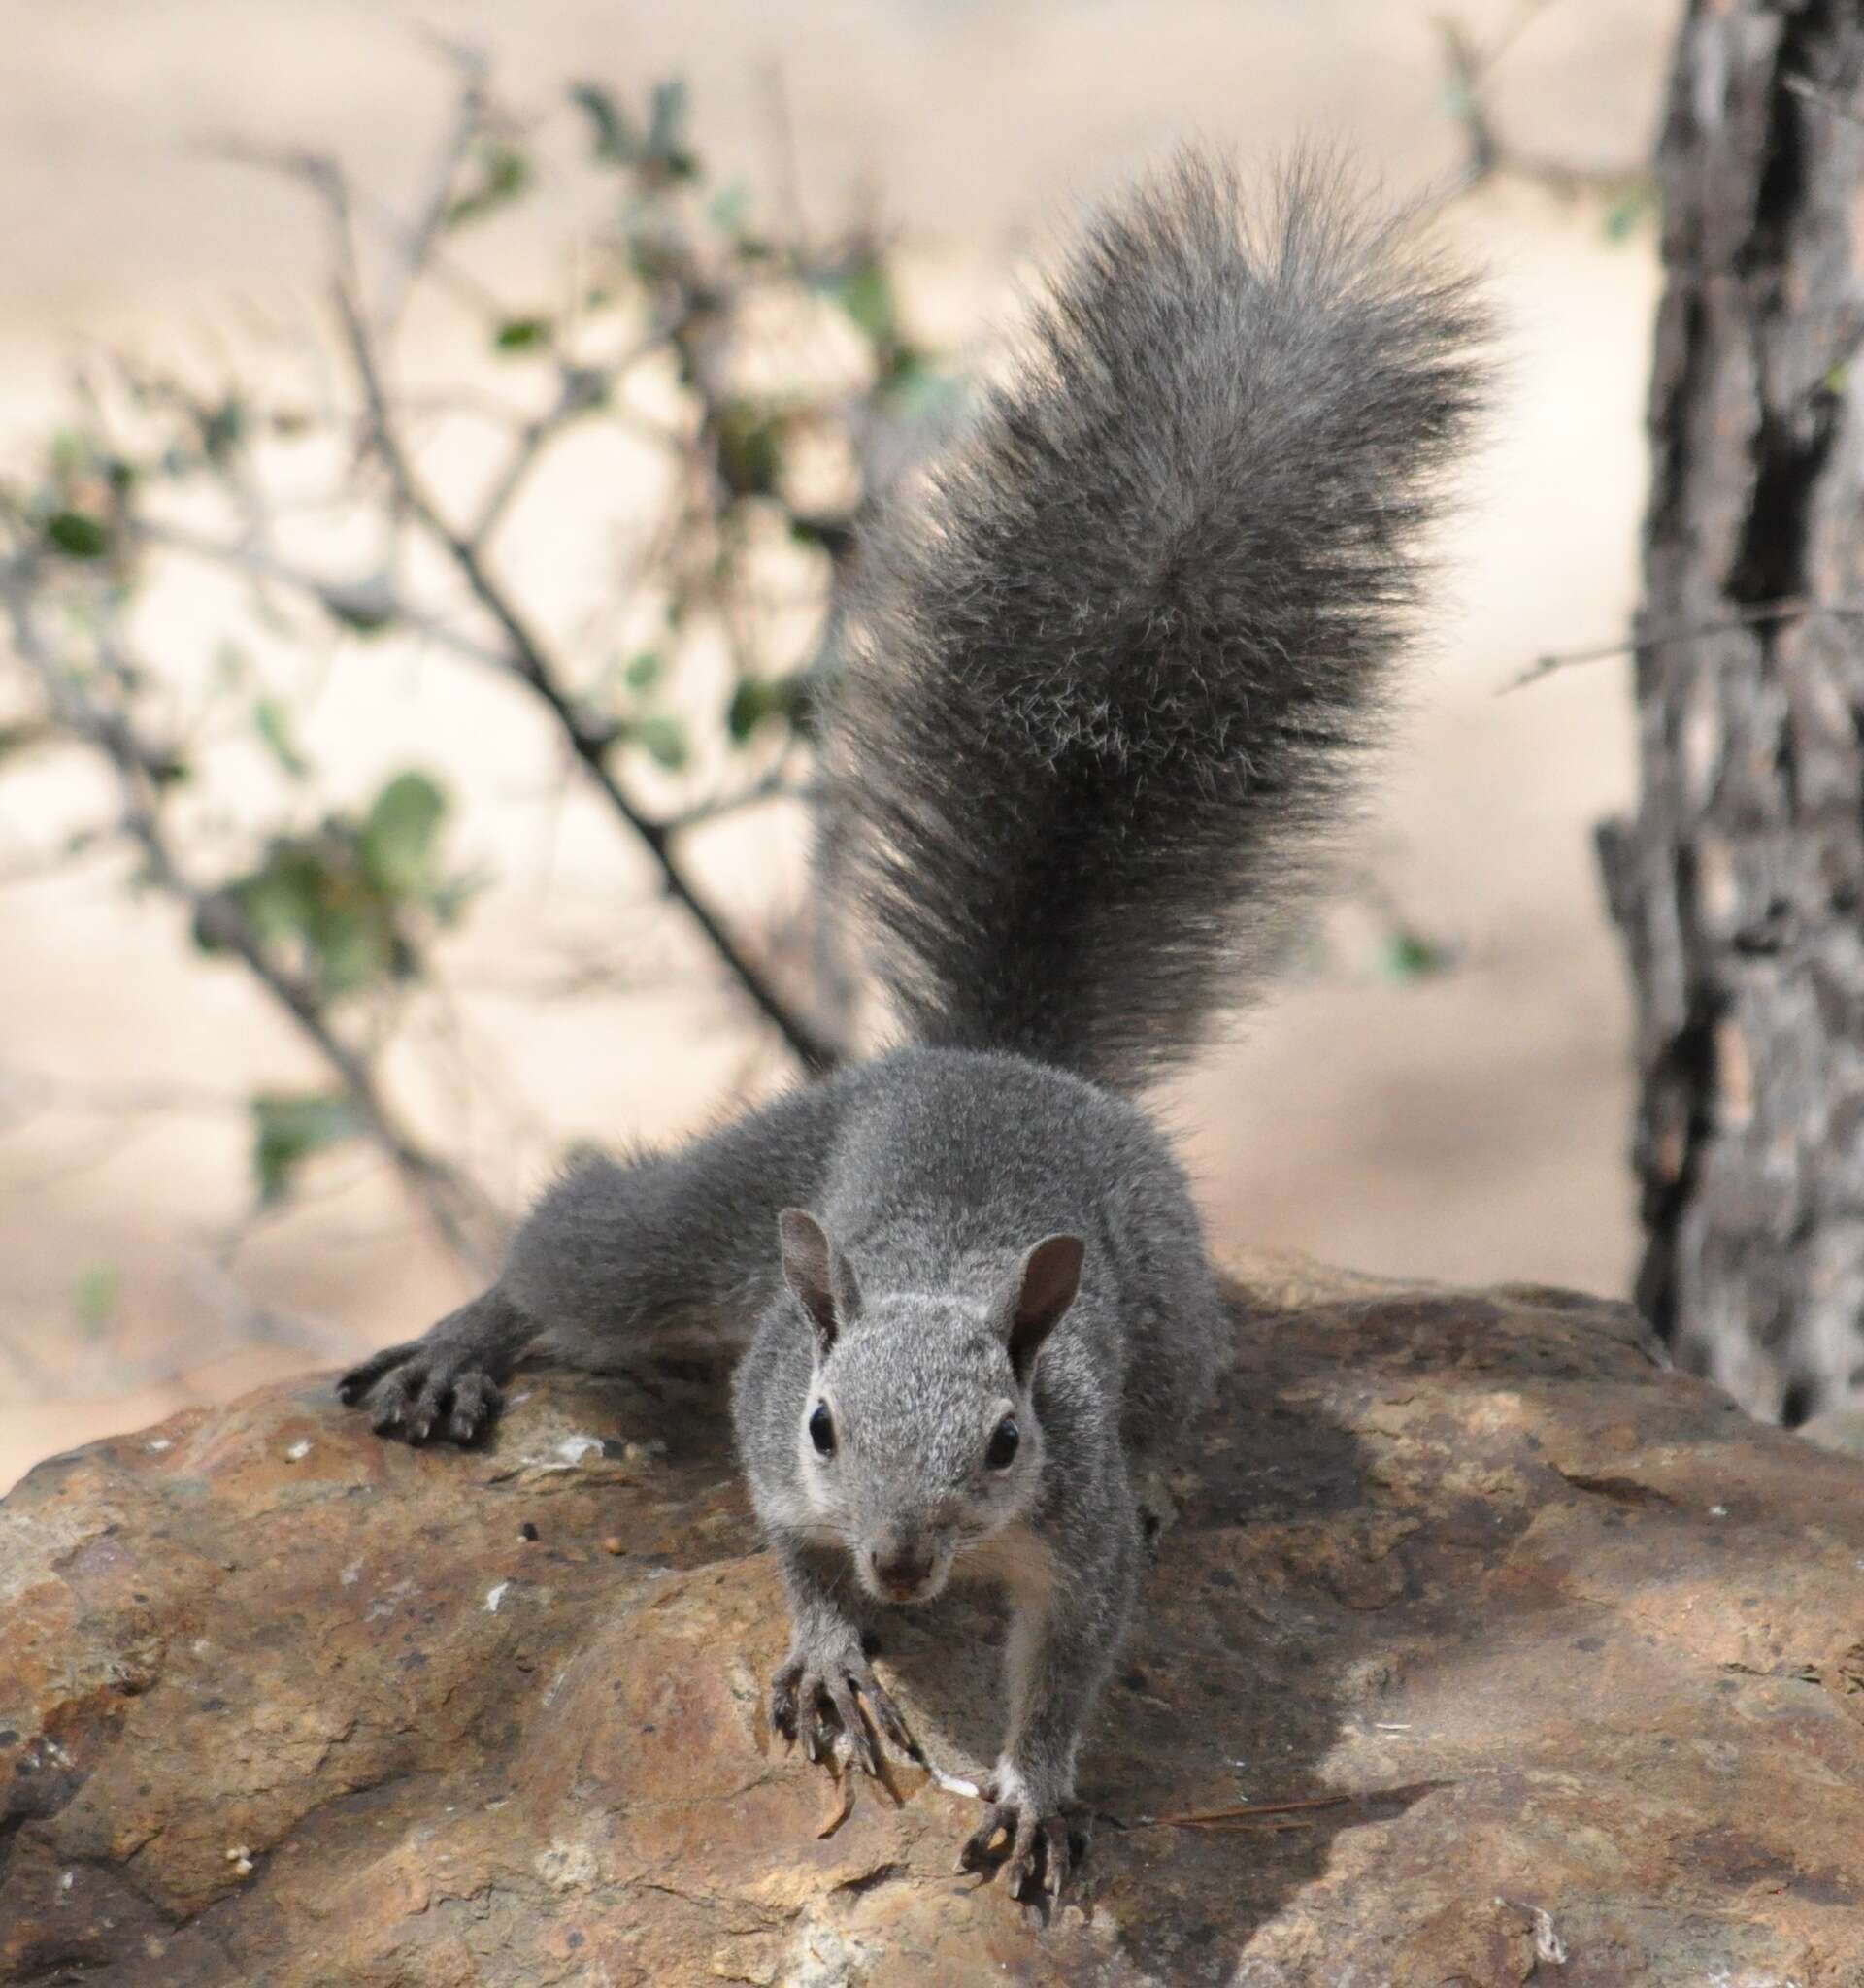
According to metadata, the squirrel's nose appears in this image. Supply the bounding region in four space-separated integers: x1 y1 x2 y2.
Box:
869 1534 935 1599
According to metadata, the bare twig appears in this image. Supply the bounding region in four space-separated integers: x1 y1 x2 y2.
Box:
374 35 492 336
329 264 842 1071
1137 1792 1353 1829
467 360 616 547
0 550 502 1269
133 517 516 675
1503 596 1864 692
1434 1 1647 205
1784 73 1864 129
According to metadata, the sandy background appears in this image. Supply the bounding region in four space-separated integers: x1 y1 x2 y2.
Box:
0 0 1676 1489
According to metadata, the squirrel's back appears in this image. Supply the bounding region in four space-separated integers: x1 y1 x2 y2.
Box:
824 149 1490 1092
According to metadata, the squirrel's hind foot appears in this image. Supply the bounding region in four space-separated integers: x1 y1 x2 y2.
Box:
958 1781 1090 1913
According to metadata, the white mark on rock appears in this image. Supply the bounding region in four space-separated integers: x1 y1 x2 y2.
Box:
191 1638 212 1657
483 1581 512 1614
364 1577 416 1623
1710 1504 1729 1518
285 1440 312 1462
145 1439 173 1454
555 1435 604 1465
59 1872 74 1892
928 1767 981 1800
1496 1898 1567 1967
224 1846 254 1876
340 1558 364 1586
533 1839 598 1892
1531 1905 1567 1965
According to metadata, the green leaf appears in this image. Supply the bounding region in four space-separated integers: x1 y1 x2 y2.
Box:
1602 177 1658 244
494 315 553 354
250 1091 362 1205
72 1264 120 1342
707 179 753 237
1381 927 1453 982
726 675 803 746
624 649 662 691
572 81 640 164
716 401 785 499
360 771 448 896
881 350 957 422
44 510 111 559
823 260 896 346
645 79 698 180
445 141 533 229
313 906 393 996
253 696 311 780
633 712 688 771
228 845 325 950
198 396 246 464
321 578 396 635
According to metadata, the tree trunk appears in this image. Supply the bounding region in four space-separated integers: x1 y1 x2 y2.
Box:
1602 0 1864 1422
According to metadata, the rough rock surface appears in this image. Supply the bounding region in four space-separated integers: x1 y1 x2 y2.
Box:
5 1255 1864 1987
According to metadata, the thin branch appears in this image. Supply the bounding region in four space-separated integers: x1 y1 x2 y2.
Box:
330 266 842 1072
467 360 616 547
134 517 516 675
1784 73 1864 129
374 36 492 337
0 552 502 1269
1135 1792 1352 1829
1433 2 1646 205
1502 595 1864 692
661 769 816 834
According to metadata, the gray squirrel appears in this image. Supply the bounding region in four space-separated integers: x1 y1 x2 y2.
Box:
339 150 1488 1906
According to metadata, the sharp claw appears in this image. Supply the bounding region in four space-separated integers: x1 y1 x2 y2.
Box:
865 1682 915 1758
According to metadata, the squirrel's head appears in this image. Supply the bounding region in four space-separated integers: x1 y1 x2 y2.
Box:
776 1209 1083 1607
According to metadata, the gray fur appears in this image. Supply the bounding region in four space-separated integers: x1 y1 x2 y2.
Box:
833 149 1489 1092
339 150 1488 1907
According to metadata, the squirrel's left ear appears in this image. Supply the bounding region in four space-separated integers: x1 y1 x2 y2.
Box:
778 1209 862 1356
1001 1233 1084 1385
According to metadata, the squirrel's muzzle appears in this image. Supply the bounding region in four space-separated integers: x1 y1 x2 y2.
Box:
867 1529 938 1604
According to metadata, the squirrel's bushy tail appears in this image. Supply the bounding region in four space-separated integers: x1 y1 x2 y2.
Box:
825 150 1490 1092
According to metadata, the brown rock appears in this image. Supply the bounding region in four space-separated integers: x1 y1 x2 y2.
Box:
5 1254 1864 1985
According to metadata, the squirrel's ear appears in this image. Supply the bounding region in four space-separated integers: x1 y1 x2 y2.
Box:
1004 1233 1084 1384
778 1209 859 1355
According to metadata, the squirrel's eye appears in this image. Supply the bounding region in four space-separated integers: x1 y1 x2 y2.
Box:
808 1401 836 1457
985 1414 1020 1471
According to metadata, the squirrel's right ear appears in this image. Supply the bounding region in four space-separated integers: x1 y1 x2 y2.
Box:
778 1209 861 1355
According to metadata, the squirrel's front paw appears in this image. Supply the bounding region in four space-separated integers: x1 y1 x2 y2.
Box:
768 1640 916 1777
958 1770 1089 1909
337 1339 502 1446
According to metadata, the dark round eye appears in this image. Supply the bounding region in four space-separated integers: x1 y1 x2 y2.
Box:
808 1401 836 1457
985 1414 1020 1471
